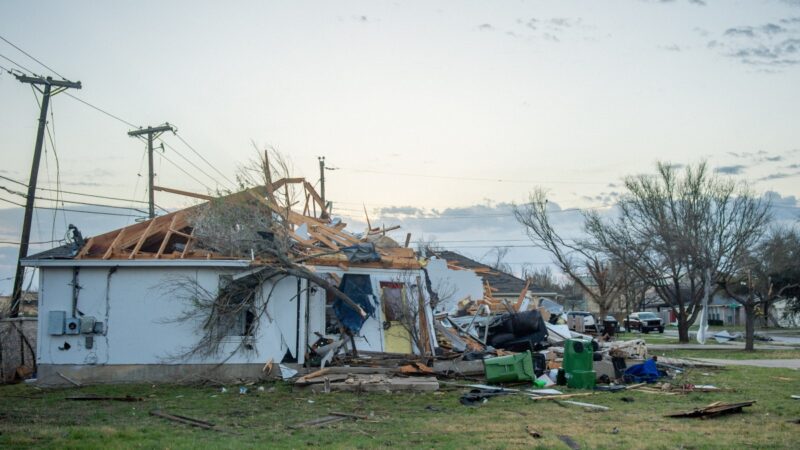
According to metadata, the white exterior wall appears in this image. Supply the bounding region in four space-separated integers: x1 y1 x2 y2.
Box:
425 258 484 314
36 264 437 369
37 266 302 367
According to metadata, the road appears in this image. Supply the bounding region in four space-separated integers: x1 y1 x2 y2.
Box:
689 358 800 369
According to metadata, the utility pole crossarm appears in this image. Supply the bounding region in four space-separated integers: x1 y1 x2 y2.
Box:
13 74 82 89
128 123 175 137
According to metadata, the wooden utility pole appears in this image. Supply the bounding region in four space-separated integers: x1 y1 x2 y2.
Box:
318 156 326 207
10 75 81 317
127 124 175 218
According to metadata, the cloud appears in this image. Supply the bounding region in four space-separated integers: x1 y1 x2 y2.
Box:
378 206 424 216
713 19 800 69
756 171 800 182
715 164 747 174
659 44 683 51
763 191 800 222
725 27 756 38
641 0 706 4
505 16 594 43
478 23 494 31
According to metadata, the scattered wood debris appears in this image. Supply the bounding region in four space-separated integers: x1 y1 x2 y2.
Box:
66 395 143 402
289 411 369 429
665 401 756 419
526 425 542 438
558 435 581 450
149 410 218 431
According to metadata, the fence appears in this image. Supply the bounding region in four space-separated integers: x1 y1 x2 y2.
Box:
0 317 37 383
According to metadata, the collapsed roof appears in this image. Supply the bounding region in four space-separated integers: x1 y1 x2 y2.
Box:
30 179 419 270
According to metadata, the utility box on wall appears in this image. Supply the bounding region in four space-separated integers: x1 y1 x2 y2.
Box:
65 317 81 335
48 311 66 335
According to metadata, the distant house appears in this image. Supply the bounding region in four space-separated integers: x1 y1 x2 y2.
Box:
425 250 560 314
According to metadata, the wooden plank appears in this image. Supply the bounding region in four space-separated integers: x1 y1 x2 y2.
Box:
307 229 339 250
303 180 328 217
180 231 195 259
155 215 179 259
102 229 125 260
514 279 531 312
129 218 157 259
416 275 433 356
75 237 94 258
154 185 213 201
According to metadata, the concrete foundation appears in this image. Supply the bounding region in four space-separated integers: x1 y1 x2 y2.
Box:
35 363 302 387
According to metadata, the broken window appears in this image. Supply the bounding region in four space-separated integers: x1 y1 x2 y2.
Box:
218 275 256 337
380 282 406 322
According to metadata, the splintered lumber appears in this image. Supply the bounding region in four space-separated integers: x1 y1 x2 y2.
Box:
66 395 143 402
665 401 756 419
529 392 595 401
295 367 397 385
289 416 347 429
559 400 610 411
307 376 439 393
150 410 217 430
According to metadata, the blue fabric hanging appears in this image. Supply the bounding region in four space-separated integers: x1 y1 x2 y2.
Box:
333 274 376 334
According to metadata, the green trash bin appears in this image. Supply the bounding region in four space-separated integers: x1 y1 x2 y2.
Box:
484 350 535 384
563 339 596 389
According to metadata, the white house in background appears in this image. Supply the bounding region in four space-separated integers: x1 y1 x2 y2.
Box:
426 250 560 314
23 184 437 386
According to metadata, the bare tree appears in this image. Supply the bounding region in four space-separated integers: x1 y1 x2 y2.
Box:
720 226 800 350
520 265 564 293
584 162 771 343
162 150 365 361
514 189 626 321
482 246 513 273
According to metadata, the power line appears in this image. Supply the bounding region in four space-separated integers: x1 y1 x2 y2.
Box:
0 239 62 246
1 185 149 213
159 139 228 190
335 167 610 185
0 196 145 218
0 51 35 74
63 92 139 128
0 34 66 80
173 132 238 188
159 151 214 192
0 174 165 208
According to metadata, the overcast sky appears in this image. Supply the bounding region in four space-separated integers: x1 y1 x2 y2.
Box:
2 0 800 293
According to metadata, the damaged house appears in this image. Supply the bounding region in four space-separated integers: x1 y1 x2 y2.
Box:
22 180 437 386
426 250 560 315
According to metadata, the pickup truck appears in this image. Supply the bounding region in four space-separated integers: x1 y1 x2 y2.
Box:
623 312 665 333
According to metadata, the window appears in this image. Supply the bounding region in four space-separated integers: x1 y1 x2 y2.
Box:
380 282 406 322
218 275 256 337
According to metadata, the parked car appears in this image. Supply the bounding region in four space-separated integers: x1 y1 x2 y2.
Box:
623 312 665 333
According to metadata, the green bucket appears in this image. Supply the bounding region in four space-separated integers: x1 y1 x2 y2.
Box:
484 350 535 384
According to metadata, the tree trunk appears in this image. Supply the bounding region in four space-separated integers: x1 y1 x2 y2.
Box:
677 313 690 343
744 303 756 351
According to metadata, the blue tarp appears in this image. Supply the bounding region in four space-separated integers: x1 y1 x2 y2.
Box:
333 274 376 334
624 358 661 384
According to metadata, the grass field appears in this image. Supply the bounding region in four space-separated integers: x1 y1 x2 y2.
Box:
653 348 800 360
2 358 799 449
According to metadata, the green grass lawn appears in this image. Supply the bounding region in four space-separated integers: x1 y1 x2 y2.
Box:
2 363 799 449
615 332 680 345
655 348 800 360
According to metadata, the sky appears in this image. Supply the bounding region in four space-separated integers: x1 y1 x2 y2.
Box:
1 0 800 293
